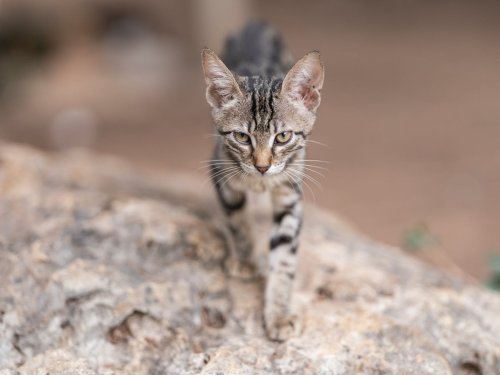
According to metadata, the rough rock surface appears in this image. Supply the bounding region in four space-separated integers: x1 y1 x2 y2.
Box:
0 142 499 374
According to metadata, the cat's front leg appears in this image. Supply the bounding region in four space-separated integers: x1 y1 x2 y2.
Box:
211 167 256 280
264 181 303 341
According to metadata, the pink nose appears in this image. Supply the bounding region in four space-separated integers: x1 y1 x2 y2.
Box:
255 165 270 174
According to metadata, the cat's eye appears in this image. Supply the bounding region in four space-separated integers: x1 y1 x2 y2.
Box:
275 131 292 144
234 132 251 144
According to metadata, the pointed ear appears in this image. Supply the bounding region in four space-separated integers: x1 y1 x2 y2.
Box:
201 48 243 109
281 51 324 112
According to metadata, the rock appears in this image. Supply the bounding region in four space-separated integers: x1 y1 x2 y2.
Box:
0 142 499 374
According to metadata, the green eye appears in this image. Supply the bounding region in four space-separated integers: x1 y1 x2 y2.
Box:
275 131 292 144
234 132 250 144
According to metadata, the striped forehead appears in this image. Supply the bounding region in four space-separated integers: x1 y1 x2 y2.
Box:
245 76 282 133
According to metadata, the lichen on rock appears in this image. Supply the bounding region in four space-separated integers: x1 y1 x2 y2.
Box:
0 143 499 374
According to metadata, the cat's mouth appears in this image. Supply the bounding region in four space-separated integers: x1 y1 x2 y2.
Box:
241 163 283 177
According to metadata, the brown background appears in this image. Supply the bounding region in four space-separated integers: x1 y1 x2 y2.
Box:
1 0 499 279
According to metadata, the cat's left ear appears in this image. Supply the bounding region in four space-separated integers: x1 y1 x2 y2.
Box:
201 48 243 109
281 51 324 112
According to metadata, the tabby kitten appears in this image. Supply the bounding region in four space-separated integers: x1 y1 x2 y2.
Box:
201 23 324 341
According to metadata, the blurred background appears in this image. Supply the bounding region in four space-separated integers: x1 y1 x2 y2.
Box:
0 0 499 284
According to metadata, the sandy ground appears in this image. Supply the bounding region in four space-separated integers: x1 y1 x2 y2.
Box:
1 0 499 279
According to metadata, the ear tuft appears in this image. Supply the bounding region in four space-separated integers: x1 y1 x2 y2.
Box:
201 48 242 109
282 51 325 112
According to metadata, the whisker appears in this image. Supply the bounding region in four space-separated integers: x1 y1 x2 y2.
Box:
210 166 240 179
297 159 330 164
283 169 300 187
208 166 240 180
212 160 237 162
241 169 250 186
282 170 294 188
198 162 238 171
291 169 323 190
200 160 238 164
303 180 316 202
217 167 241 184
202 166 240 186
283 170 301 191
287 168 322 196
305 139 328 147
287 163 328 171
301 166 325 178
303 173 322 189
199 163 238 170
213 171 236 188
199 163 237 168
286 168 316 201
219 169 242 190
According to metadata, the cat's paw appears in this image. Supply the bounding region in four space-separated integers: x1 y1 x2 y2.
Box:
224 258 258 281
264 313 301 342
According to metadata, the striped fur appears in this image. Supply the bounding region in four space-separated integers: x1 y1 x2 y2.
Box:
201 22 324 341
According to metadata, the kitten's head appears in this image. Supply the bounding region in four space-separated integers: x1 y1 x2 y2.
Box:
201 48 324 177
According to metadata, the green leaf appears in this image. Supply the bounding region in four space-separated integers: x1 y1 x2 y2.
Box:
485 253 500 292
487 254 500 274
485 275 500 292
402 224 437 252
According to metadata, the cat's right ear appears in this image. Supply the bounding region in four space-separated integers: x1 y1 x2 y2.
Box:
281 51 324 112
201 48 243 109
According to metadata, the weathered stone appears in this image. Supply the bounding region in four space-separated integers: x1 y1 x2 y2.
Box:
0 142 499 374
